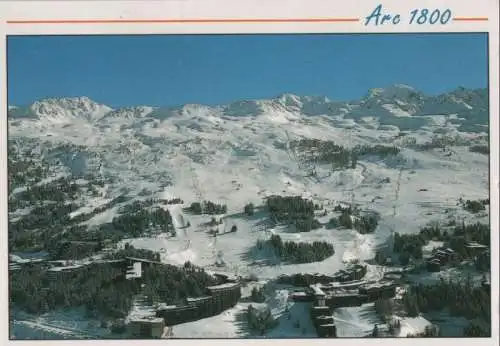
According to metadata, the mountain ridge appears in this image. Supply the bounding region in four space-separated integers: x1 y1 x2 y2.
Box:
8 85 488 124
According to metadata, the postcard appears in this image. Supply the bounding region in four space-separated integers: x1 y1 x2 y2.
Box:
0 0 498 345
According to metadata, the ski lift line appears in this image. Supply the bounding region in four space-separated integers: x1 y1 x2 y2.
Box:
393 166 404 217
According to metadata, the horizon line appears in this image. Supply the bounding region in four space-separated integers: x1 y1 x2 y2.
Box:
8 84 488 109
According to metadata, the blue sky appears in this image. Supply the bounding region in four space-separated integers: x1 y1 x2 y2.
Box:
8 33 488 108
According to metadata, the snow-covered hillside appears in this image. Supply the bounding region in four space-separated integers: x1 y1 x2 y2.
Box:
8 85 490 339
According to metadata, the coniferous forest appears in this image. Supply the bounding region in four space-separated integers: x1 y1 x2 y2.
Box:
10 246 218 319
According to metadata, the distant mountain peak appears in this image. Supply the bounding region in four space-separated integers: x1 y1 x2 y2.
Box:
23 96 112 122
366 84 420 100
102 106 154 121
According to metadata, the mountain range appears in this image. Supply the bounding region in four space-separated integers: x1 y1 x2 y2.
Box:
8 85 488 132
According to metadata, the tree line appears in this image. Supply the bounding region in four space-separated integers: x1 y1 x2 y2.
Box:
403 278 490 336
329 205 379 234
266 195 322 232
187 201 227 215
258 234 334 264
458 197 489 214
290 139 400 170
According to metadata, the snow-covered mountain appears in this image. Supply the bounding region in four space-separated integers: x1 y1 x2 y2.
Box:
8 85 488 125
8 84 490 339
7 83 489 240
9 96 112 123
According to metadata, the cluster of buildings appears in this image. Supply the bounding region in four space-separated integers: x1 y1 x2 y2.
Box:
332 264 367 283
426 242 489 273
8 254 127 281
426 247 457 272
310 286 337 338
315 280 398 308
292 272 402 338
291 274 400 307
10 252 242 339
129 282 241 338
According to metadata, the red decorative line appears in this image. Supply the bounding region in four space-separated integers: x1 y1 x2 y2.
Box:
453 17 489 21
6 18 360 24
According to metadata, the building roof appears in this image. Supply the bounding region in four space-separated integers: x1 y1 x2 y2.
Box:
94 259 126 264
186 296 212 303
156 303 178 310
361 281 397 290
207 270 239 281
465 242 488 249
156 304 197 311
125 257 163 265
48 264 85 272
330 292 363 298
291 291 308 297
329 279 368 289
130 316 164 324
9 256 45 264
310 285 326 296
207 282 240 290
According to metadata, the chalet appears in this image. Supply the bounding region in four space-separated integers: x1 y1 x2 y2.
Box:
427 247 458 270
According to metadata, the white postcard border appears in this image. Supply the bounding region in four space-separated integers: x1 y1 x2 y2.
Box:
0 1 498 346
